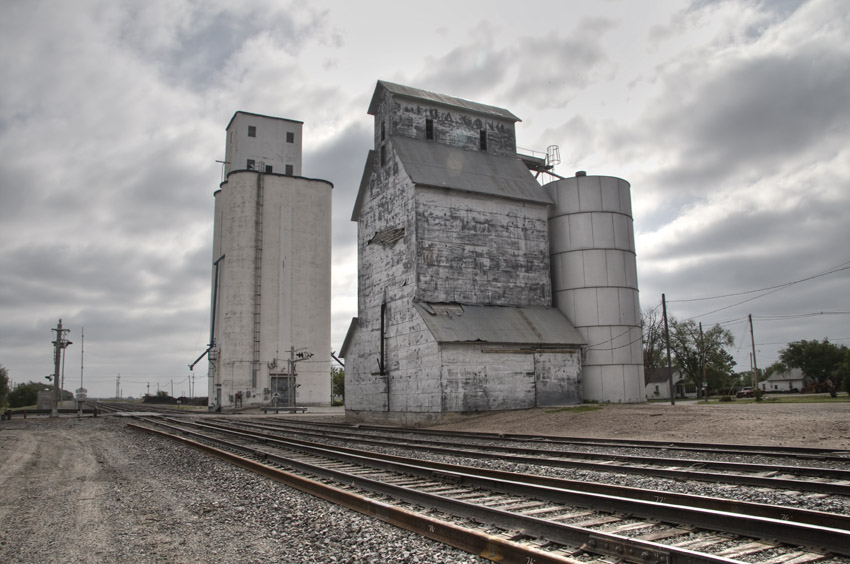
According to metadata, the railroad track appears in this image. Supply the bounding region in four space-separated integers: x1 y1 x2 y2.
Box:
252 418 849 461
127 416 850 564
208 417 850 497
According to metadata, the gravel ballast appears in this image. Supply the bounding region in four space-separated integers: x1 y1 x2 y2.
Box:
1 401 847 563
0 418 486 564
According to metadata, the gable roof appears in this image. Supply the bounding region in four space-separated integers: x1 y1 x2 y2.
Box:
368 80 520 122
338 317 359 358
392 136 553 205
414 303 584 346
644 367 679 385
351 150 376 221
764 367 807 382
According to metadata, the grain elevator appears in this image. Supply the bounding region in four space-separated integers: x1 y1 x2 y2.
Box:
340 81 644 423
206 111 332 409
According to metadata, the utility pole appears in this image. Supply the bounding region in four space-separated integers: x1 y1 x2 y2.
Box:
171 379 174 398
79 327 85 390
662 294 674 405
51 319 72 417
749 314 759 391
286 346 313 408
147 382 150 397
116 373 121 400
699 322 706 400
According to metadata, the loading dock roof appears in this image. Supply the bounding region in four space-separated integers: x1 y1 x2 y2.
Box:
414 303 585 346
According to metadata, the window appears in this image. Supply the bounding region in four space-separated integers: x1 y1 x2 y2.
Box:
248 125 256 137
381 122 386 141
380 144 386 167
479 129 487 151
286 131 294 143
425 118 433 140
247 159 255 170
265 165 273 173
285 164 293 176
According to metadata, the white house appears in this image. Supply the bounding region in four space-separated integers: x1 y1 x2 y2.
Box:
759 368 809 393
644 367 698 400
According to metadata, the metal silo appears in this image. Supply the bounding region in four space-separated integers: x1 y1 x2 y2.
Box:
545 172 645 403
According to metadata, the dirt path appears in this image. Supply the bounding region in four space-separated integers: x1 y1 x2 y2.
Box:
0 418 221 563
427 401 850 449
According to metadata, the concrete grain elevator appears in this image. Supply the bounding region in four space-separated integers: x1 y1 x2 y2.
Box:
206 112 332 409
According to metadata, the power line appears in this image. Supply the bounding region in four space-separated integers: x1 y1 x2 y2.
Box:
667 261 850 304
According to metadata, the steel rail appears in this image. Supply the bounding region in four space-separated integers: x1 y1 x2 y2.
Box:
255 417 850 461
186 418 850 531
126 423 589 564
130 420 750 564
211 418 850 495
247 418 850 467
144 417 850 557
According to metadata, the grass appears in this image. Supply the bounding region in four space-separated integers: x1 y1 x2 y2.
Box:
700 394 850 405
544 405 604 414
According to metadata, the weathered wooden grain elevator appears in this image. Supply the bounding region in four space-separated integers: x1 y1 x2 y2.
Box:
340 81 644 425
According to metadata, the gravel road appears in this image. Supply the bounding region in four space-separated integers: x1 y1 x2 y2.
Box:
0 417 485 564
1 401 847 563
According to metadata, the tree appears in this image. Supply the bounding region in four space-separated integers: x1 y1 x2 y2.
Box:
8 381 53 408
641 307 666 370
331 366 344 405
779 339 849 397
668 319 736 393
0 365 9 409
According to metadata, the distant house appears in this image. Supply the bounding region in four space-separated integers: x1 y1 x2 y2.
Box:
759 368 810 393
644 367 697 400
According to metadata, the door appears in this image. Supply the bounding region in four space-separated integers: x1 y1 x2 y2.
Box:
534 352 581 406
270 375 293 407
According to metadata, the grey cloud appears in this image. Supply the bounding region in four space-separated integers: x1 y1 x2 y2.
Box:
303 119 372 252
413 19 615 112
113 4 334 90
650 48 850 193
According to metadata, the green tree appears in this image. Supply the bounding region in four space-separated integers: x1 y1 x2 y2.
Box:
779 339 849 397
331 366 344 405
8 381 53 408
0 365 10 409
836 348 850 394
668 319 736 393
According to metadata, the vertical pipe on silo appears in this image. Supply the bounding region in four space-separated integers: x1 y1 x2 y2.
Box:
545 173 645 403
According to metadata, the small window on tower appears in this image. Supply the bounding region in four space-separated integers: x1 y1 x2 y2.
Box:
381 122 386 141
285 164 293 176
380 144 386 167
286 131 294 143
425 118 434 140
247 159 255 170
265 165 273 173
248 126 256 137
479 129 487 151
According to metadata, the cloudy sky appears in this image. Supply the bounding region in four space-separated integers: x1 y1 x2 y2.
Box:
1 0 847 398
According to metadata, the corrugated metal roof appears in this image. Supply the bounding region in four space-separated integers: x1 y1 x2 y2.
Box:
368 80 520 122
414 303 585 346
393 136 553 205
